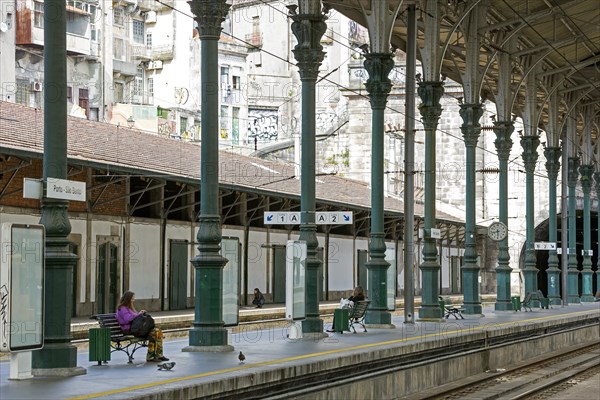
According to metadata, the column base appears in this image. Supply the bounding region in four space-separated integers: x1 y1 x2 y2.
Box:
32 343 84 374
182 345 234 353
580 295 595 302
302 316 324 334
494 300 513 311
418 305 443 320
548 296 562 306
365 309 392 325
188 327 230 348
463 303 482 314
568 296 581 304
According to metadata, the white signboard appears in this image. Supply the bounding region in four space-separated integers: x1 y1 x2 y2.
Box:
46 178 86 202
534 242 556 250
430 228 441 239
264 211 353 225
581 249 593 256
0 223 45 352
285 241 306 321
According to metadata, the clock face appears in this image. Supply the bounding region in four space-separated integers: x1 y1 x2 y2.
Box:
489 222 507 241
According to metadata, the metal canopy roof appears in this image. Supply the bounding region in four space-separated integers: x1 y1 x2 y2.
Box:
325 0 599 154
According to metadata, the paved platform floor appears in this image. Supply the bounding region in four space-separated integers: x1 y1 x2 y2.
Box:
1 303 599 400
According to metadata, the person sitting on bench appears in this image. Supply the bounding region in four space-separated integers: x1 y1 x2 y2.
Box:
252 288 266 308
116 291 169 362
327 286 366 332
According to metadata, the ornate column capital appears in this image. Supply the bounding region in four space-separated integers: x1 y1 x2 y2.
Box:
363 53 395 110
544 147 562 181
417 81 444 130
291 13 327 81
459 103 483 147
578 164 594 194
493 120 514 161
567 157 580 187
188 0 231 39
520 135 540 174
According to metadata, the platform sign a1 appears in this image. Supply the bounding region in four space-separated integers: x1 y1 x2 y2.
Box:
285 241 306 321
0 223 45 352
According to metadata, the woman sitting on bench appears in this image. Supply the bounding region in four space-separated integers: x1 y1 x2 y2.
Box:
116 291 169 362
326 286 366 332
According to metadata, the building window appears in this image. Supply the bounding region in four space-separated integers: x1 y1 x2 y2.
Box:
90 5 98 41
146 32 152 49
232 107 240 145
147 77 154 97
34 2 44 28
133 20 145 44
79 88 89 116
113 38 124 59
220 106 229 139
67 86 73 103
180 117 187 135
133 68 144 100
114 8 124 26
15 79 29 105
114 82 124 103
232 75 241 90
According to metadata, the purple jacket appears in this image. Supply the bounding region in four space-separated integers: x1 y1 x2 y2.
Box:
116 306 140 332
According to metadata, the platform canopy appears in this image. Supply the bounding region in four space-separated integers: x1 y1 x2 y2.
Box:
325 0 599 151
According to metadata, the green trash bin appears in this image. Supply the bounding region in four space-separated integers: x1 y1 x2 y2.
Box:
89 327 111 365
540 297 550 309
333 308 349 333
511 296 522 312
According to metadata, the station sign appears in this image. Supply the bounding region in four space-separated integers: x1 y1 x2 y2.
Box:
264 211 353 225
534 242 556 250
23 178 86 202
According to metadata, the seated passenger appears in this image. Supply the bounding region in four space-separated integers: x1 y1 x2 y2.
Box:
327 286 366 332
116 290 169 362
252 288 266 308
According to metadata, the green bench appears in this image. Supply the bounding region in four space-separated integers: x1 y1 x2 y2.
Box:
438 296 465 319
91 313 148 364
348 300 371 333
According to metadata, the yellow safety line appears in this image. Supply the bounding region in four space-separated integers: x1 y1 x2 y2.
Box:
67 309 597 400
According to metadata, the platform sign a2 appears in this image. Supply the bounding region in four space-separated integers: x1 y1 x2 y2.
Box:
0 223 45 352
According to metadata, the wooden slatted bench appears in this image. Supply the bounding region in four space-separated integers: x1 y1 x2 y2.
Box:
439 297 465 319
348 300 371 333
91 313 148 363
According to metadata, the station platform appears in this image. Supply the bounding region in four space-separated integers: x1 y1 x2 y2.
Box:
1 301 599 400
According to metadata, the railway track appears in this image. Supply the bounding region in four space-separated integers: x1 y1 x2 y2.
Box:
412 342 600 400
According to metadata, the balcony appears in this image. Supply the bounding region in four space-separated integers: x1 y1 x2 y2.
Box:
245 33 263 49
132 44 173 61
66 33 91 55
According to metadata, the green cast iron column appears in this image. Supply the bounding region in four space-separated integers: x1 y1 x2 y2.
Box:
544 147 562 305
363 53 394 325
417 81 444 320
595 172 600 291
32 0 85 377
185 0 232 351
567 156 580 303
493 121 514 311
520 135 540 301
289 5 327 335
579 164 594 302
460 103 483 314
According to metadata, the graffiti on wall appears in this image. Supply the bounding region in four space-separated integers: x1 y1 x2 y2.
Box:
248 109 278 142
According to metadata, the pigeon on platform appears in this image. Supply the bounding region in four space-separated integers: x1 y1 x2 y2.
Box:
238 351 246 364
157 361 176 371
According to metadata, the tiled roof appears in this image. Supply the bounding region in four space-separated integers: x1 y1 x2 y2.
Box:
0 101 463 223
